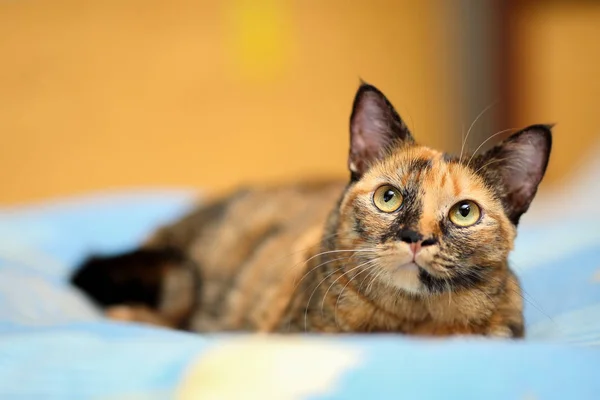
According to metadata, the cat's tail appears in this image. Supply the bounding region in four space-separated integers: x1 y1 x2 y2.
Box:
71 247 200 329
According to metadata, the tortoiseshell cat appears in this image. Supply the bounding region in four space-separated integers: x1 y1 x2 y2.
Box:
73 83 552 338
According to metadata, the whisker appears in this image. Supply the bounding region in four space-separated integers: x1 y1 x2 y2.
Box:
333 261 379 327
465 270 556 325
292 255 354 291
359 262 382 293
302 249 377 264
260 232 342 277
303 266 345 332
461 123 465 155
287 248 377 276
514 286 556 325
459 101 498 163
365 266 386 294
503 285 555 325
319 259 376 319
466 128 518 167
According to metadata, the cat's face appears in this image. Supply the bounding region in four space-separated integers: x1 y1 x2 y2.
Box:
338 144 518 294
333 84 552 295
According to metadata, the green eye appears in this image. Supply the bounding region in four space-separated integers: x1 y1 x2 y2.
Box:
373 185 403 213
449 200 481 227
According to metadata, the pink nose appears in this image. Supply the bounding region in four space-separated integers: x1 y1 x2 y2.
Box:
409 242 422 255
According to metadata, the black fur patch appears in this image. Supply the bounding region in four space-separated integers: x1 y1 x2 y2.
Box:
418 268 446 293
419 265 487 293
71 247 194 308
407 158 433 173
353 215 367 237
439 219 451 237
381 188 422 242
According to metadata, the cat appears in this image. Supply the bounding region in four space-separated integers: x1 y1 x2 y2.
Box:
72 83 552 337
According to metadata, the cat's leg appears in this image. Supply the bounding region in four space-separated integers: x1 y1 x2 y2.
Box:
486 274 525 339
484 311 525 338
71 248 200 329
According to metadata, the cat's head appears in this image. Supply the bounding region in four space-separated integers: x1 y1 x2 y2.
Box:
334 83 552 295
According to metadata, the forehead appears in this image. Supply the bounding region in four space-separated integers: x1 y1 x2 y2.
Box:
363 145 492 206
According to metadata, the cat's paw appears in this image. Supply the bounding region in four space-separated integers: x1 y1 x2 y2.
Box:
105 305 174 327
487 325 519 339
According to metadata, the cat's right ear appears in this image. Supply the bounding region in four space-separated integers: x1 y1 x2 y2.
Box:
349 83 414 180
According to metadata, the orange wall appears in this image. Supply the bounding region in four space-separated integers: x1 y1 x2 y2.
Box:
508 1 600 184
0 1 461 204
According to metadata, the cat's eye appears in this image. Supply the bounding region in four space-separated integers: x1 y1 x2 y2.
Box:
448 200 481 227
373 185 403 213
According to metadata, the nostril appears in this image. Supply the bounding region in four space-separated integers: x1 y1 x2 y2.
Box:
421 238 437 247
398 230 421 244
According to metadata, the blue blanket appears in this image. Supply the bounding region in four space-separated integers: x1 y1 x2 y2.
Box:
1 190 599 399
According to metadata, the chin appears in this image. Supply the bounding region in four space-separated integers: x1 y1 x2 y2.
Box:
387 261 423 295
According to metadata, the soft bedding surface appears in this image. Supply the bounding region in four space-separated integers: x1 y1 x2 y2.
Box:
0 190 599 399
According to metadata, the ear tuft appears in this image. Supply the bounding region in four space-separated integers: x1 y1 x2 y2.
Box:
349 83 413 180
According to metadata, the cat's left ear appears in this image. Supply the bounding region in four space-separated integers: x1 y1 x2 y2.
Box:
349 83 414 180
476 124 552 225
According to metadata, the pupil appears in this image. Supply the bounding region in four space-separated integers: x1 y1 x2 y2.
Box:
459 203 471 217
383 190 395 203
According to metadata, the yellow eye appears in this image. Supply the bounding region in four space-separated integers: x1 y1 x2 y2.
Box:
449 200 481 227
373 185 403 213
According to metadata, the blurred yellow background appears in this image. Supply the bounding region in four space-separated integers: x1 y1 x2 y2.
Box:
506 1 600 185
0 1 599 205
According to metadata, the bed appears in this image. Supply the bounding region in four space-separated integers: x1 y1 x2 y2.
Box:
0 188 599 399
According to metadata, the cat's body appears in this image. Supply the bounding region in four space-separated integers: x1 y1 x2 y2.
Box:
73 83 552 338
149 181 345 333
